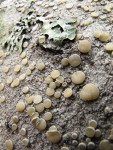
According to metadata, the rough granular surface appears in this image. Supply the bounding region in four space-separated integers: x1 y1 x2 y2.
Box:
1 0 113 150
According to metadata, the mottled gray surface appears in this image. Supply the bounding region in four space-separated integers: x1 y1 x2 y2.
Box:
0 0 113 150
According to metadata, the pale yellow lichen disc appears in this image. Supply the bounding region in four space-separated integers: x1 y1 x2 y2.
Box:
12 115 19 123
95 129 101 138
43 112 52 121
50 70 60 79
76 34 82 40
91 12 99 18
66 3 73 9
46 88 55 96
14 65 21 73
71 71 85 84
31 117 39 125
99 32 111 42
61 58 69 66
20 51 26 59
57 0 67 5
63 88 73 98
104 43 113 51
37 62 45 71
43 99 52 108
85 127 95 138
46 130 62 143
12 124 18 131
11 82 15 88
16 101 26 112
45 75 53 84
56 76 64 84
3 66 10 73
89 120 97 128
99 140 113 150
81 19 92 27
104 5 111 13
49 125 57 131
5 139 13 150
55 81 61 87
61 147 69 150
22 86 29 94
94 30 102 38
68 54 81 67
0 96 5 103
7 76 13 84
45 13 54 19
26 68 31 76
20 128 26 136
29 62 36 71
54 91 61 99
78 40 91 53
80 83 99 101
27 106 35 116
25 95 34 104
39 36 45 44
0 50 4 57
19 74 26 81
30 112 39 120
0 83 4 91
22 138 29 146
33 95 42 104
36 118 47 131
49 82 56 89
22 58 28 65
36 1 43 6
13 78 20 87
36 103 44 112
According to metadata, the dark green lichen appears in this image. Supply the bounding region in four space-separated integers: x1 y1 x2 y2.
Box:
37 17 77 44
3 11 77 53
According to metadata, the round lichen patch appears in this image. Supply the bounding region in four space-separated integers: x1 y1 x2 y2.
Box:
78 40 91 53
79 83 99 101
